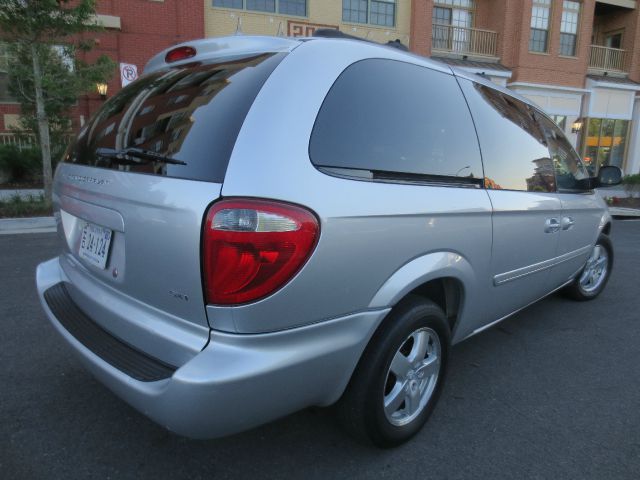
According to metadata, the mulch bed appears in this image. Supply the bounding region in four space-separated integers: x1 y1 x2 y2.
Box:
0 182 43 190
610 197 640 209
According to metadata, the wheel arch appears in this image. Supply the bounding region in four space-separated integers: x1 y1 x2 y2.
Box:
368 251 474 340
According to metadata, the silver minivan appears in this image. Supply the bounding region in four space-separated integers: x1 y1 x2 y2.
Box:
36 33 622 447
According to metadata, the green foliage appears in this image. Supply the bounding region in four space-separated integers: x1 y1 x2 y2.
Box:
0 0 115 199
622 173 640 198
0 1 100 40
0 193 52 218
7 42 115 132
0 144 42 183
622 173 640 184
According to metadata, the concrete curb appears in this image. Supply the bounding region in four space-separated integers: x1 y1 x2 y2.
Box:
0 216 56 235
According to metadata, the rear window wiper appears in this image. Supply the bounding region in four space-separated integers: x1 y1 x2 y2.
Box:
96 147 187 166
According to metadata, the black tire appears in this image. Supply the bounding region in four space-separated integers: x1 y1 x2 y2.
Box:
564 233 613 301
337 295 450 448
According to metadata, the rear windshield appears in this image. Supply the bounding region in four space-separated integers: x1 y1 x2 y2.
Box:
64 52 286 183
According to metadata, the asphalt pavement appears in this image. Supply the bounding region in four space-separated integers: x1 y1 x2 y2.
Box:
2 221 640 479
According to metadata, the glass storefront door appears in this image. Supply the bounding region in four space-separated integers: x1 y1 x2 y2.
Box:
582 117 629 175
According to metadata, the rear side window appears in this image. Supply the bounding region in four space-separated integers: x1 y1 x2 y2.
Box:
65 53 286 183
309 59 483 186
458 79 556 193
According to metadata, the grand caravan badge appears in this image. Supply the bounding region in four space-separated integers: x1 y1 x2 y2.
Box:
64 174 112 186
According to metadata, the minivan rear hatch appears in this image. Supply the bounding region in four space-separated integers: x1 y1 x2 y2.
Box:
54 47 289 359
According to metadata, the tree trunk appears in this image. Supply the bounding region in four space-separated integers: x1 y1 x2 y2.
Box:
31 44 53 203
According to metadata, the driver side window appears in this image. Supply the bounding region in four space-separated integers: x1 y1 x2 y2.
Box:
538 114 590 192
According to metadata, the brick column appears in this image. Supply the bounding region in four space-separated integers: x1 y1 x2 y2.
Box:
410 0 432 57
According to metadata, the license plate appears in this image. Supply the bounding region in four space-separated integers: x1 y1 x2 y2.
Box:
79 221 113 269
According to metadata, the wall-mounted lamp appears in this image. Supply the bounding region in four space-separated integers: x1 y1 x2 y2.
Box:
571 119 583 134
96 82 108 100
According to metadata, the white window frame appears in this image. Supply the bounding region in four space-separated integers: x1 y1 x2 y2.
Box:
342 0 397 28
212 0 308 18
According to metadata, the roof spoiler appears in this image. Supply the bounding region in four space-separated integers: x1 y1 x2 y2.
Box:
143 36 301 74
313 28 409 52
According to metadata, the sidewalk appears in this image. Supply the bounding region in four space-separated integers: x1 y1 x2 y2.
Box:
0 216 56 235
609 207 640 218
595 186 630 199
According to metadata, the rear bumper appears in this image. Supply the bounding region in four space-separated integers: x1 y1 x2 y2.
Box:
36 256 389 439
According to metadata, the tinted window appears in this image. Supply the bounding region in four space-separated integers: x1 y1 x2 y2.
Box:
537 114 591 192
459 80 556 193
310 59 483 184
65 53 285 183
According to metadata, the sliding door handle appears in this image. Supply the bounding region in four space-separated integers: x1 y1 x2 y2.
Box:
544 218 561 233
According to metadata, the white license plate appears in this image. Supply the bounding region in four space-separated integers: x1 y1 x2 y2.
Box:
79 222 113 269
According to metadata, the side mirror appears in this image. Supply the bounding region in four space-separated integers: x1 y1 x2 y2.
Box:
597 165 622 187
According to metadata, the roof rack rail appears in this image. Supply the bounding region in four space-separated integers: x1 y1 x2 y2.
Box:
312 28 409 52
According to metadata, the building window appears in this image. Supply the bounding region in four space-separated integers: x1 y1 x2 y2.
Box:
342 0 396 27
214 0 243 8
604 31 622 49
530 0 551 53
370 1 395 27
432 1 474 52
0 43 22 104
246 0 275 12
212 0 306 16
0 43 12 103
343 0 367 24
560 1 580 56
583 118 629 174
279 0 306 16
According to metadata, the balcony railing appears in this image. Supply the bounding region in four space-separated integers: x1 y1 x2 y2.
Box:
431 24 498 58
0 133 37 150
0 133 73 150
589 45 628 73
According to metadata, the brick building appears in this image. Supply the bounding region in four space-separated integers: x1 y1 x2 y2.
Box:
411 0 640 175
204 1 411 46
0 0 204 143
2 0 640 175
203 0 640 175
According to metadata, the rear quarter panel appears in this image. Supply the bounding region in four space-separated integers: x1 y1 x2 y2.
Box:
214 40 494 340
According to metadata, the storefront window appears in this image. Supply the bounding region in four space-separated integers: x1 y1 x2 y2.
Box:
583 118 629 174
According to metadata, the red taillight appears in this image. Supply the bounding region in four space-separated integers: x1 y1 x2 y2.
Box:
165 46 197 63
202 199 319 305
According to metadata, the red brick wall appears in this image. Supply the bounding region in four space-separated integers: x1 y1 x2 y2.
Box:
410 0 432 56
507 0 595 88
409 0 609 89
0 0 204 134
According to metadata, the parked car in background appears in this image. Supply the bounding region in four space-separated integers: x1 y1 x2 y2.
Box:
36 33 621 447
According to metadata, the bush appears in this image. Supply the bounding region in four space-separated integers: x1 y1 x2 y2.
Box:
622 173 640 198
0 193 52 218
0 144 42 184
